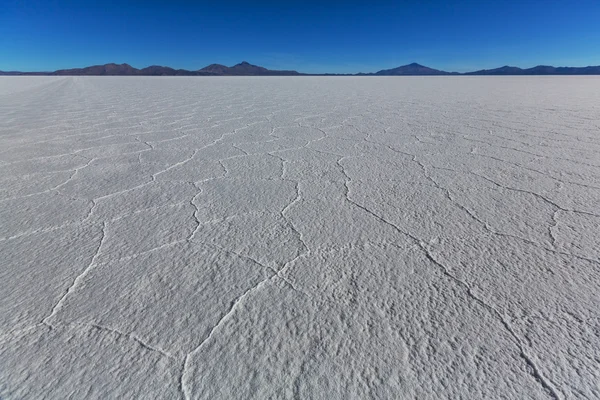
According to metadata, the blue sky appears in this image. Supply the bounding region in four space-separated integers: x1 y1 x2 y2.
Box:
1 0 599 73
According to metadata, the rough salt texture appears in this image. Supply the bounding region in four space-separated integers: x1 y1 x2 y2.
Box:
1 76 599 399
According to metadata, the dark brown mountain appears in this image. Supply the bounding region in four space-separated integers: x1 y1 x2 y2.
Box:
138 65 206 76
228 61 270 75
198 64 232 75
54 63 139 75
198 61 301 76
138 65 178 75
375 63 453 76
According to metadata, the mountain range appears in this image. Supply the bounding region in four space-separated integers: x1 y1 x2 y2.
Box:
0 61 301 77
2 61 600 76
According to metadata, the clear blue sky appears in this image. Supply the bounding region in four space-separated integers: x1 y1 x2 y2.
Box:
1 0 599 73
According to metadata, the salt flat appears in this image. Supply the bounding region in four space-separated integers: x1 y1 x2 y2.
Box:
1 76 599 399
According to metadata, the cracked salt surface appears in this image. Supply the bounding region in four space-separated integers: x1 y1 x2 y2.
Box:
1 76 599 399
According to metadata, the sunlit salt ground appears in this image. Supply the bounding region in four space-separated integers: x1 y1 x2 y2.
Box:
1 76 599 399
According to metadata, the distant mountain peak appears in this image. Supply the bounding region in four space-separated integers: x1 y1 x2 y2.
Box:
465 65 524 75
375 63 451 76
198 61 300 76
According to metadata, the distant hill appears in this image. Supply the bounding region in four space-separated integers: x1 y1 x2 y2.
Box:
465 65 524 75
199 61 301 76
375 63 454 76
54 63 140 76
466 65 600 75
0 70 50 76
138 65 201 76
2 62 600 76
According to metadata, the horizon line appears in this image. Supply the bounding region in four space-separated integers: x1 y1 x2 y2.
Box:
3 61 600 76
